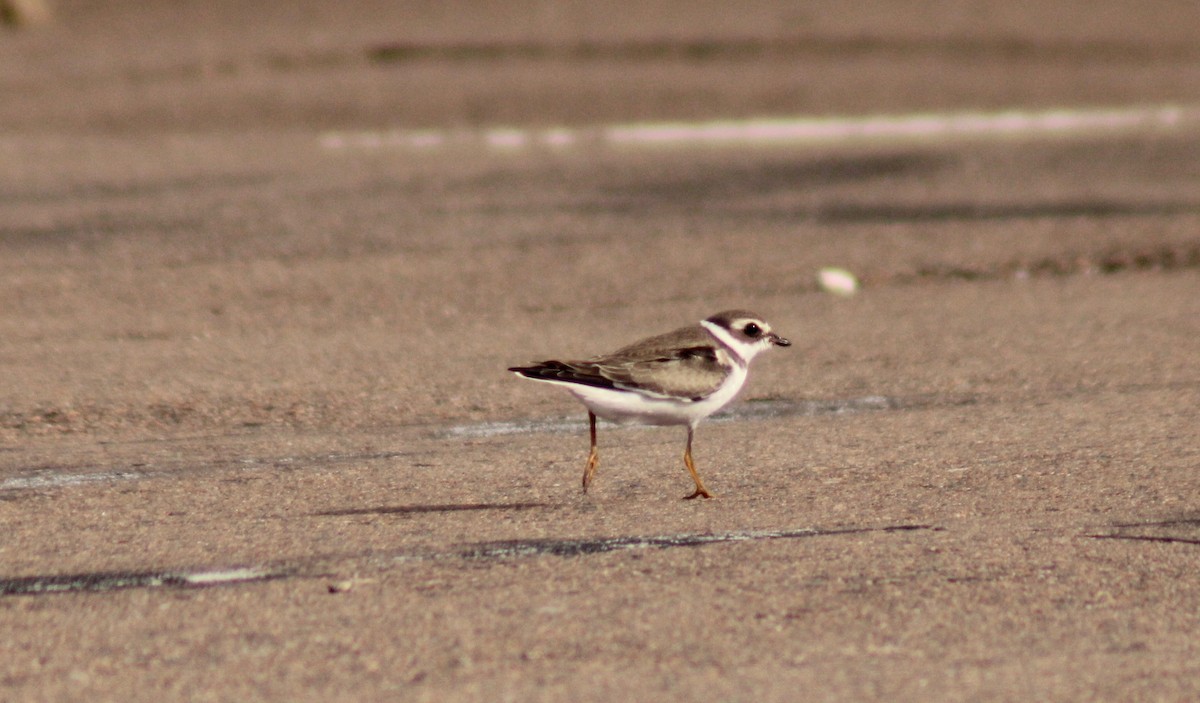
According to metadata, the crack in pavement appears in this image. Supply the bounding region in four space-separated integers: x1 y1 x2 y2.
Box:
0 523 939 597
449 524 938 560
1088 534 1200 546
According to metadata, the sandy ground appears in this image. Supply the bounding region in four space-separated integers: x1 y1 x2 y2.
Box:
2 1 1200 701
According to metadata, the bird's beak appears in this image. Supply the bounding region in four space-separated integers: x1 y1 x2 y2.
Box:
770 333 791 347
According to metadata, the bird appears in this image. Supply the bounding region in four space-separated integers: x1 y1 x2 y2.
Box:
508 309 790 499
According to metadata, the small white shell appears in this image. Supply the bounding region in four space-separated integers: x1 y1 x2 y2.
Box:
817 267 859 296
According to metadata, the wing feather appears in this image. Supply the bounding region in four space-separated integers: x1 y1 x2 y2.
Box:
510 323 731 400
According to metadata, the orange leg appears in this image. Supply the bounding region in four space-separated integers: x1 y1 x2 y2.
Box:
682 425 714 500
581 411 599 493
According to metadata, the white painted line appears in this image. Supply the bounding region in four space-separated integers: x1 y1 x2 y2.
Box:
0 470 145 491
606 105 1190 146
181 567 274 586
541 127 578 147
484 128 530 149
320 104 1197 153
0 566 287 596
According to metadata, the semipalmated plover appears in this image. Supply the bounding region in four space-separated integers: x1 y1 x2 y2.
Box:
509 309 790 499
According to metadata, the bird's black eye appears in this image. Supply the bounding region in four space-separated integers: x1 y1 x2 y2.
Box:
742 322 762 338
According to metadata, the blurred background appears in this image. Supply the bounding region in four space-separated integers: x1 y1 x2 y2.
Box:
1 2 1198 434
3 0 1198 133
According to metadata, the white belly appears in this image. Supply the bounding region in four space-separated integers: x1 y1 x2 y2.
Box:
565 364 747 427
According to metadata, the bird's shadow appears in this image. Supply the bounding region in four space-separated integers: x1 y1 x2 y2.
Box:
312 502 551 517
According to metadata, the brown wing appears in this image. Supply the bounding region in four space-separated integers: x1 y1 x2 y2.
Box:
510 325 730 400
591 345 728 399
